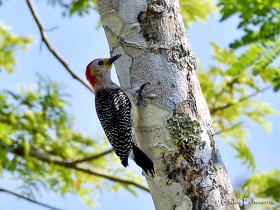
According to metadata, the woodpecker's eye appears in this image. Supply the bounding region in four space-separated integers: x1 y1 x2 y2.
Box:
98 60 104 65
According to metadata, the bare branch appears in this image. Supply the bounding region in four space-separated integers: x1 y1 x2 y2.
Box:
9 147 150 193
0 187 64 210
69 148 114 165
26 0 94 94
210 86 271 115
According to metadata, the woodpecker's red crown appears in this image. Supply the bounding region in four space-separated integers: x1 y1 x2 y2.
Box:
85 54 122 90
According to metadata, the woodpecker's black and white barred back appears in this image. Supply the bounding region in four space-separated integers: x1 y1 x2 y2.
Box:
95 88 154 175
85 54 154 176
95 88 133 165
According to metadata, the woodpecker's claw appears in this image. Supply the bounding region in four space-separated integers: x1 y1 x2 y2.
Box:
137 82 150 107
144 168 155 178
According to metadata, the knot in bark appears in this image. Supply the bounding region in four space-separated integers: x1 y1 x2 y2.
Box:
149 0 166 14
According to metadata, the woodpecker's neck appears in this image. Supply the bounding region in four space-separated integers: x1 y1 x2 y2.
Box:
91 75 118 92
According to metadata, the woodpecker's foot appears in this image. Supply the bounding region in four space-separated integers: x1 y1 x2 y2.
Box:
137 82 150 107
144 167 155 178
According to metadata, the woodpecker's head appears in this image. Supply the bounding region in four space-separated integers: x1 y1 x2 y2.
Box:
86 54 122 91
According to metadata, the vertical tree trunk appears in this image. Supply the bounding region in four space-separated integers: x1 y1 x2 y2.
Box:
96 0 239 209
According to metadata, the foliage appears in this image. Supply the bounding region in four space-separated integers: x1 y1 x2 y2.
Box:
218 0 280 49
48 0 217 28
180 0 217 28
235 170 280 204
272 68 280 91
224 40 280 85
235 169 280 210
216 40 280 95
0 23 31 73
198 42 278 171
0 75 141 207
198 40 280 207
200 0 280 202
218 0 280 92
47 0 97 16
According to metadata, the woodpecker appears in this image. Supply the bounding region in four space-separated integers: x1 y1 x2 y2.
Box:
85 54 154 176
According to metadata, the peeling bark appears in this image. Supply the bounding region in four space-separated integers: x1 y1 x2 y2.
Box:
96 0 239 209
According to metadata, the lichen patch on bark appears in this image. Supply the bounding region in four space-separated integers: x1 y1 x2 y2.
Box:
167 114 205 151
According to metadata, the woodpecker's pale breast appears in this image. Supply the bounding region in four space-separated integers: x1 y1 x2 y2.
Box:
95 88 134 160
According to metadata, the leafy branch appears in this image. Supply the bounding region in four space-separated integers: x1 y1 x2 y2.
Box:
0 75 149 208
210 86 271 115
6 145 149 192
199 42 278 172
0 23 32 74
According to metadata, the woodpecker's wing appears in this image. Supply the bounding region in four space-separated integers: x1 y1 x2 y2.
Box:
95 88 133 161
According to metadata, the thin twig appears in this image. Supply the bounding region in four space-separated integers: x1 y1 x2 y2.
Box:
26 0 94 94
210 86 271 114
8 147 150 193
0 187 64 210
44 26 60 32
69 148 114 165
215 122 242 135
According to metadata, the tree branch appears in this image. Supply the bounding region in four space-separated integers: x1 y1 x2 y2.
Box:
210 86 271 115
0 187 64 210
9 147 150 193
26 0 94 94
69 148 114 165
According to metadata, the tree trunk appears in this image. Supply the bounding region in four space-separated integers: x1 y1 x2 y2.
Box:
96 0 239 209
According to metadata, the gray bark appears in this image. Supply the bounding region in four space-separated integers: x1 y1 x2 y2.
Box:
96 0 239 209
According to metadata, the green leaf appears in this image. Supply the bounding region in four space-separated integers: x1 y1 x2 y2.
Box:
0 23 32 73
239 170 280 203
200 41 278 172
227 62 244 76
228 139 256 170
180 0 218 28
219 0 280 49
273 83 280 91
47 0 97 17
252 41 280 76
0 74 142 207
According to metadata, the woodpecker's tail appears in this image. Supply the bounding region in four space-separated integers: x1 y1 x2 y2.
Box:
131 143 154 177
121 157 129 167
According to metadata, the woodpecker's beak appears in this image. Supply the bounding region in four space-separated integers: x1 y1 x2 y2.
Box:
107 54 122 65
